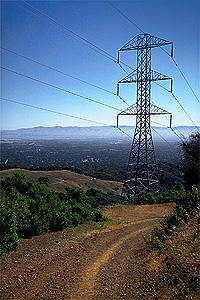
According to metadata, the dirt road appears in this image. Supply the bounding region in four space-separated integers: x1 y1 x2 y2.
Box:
1 204 173 300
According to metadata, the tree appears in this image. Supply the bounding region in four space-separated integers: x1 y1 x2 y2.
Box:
181 132 200 189
37 176 50 187
0 171 28 194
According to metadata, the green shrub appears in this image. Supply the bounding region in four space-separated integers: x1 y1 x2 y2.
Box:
0 201 19 256
0 173 107 255
92 210 104 222
145 186 199 250
37 175 50 186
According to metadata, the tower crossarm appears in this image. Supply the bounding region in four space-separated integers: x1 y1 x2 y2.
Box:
117 70 173 97
151 70 172 82
118 33 172 52
118 70 172 84
117 103 172 127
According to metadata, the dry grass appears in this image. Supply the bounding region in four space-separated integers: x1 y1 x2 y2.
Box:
0 168 122 195
143 216 199 299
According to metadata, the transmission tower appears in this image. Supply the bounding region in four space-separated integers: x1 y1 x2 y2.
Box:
117 33 173 199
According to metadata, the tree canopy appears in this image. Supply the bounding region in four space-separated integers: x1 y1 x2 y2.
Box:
181 131 200 189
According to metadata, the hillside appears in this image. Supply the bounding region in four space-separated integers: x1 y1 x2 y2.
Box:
1 125 199 140
0 168 122 195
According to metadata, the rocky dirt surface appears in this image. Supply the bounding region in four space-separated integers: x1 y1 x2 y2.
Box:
1 204 173 300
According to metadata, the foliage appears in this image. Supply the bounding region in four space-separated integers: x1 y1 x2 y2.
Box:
144 216 199 299
37 175 50 186
0 172 105 256
145 185 199 250
144 184 200 298
86 188 120 207
87 188 187 208
181 131 200 190
0 196 19 256
130 189 184 206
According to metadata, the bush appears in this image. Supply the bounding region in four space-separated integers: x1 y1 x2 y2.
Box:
181 132 200 190
145 185 199 250
92 210 104 222
134 190 184 205
0 201 19 256
87 189 120 207
0 173 107 255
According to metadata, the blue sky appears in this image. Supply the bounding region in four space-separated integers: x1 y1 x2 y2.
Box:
1 0 199 130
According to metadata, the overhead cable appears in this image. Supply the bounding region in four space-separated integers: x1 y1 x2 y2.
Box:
1 47 114 95
170 124 187 141
1 47 129 106
7 1 199 133
10 0 134 71
106 0 145 33
9 0 115 62
153 83 199 131
117 127 132 139
1 97 132 140
170 92 199 130
1 97 109 126
15 0 199 107
1 66 121 112
106 0 199 105
171 57 200 106
162 114 187 141
19 0 117 62
151 127 172 146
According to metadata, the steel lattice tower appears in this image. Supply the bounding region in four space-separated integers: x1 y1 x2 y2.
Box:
117 34 173 199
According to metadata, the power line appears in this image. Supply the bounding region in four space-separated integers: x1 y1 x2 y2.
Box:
153 82 199 131
106 0 199 106
9 0 115 63
1 46 130 107
1 47 114 95
10 0 134 72
151 127 172 146
106 0 144 34
6 1 199 133
151 120 169 127
162 114 187 141
117 127 132 139
171 125 187 141
153 81 171 93
106 0 172 59
19 0 117 62
171 57 200 106
1 97 132 140
1 96 184 145
1 66 121 112
1 97 109 126
12 0 199 109
150 109 187 141
5 60 194 138
170 127 185 142
170 92 199 130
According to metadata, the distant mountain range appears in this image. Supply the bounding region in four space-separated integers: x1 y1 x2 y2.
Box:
0 126 199 141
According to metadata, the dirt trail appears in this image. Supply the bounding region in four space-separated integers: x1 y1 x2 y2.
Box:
1 204 173 300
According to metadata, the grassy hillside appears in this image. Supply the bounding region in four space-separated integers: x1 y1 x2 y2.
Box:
0 168 122 195
143 215 199 299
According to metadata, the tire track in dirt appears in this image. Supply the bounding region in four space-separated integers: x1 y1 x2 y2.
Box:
69 219 158 300
1 205 173 300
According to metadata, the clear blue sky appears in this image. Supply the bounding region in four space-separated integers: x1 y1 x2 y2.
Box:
1 0 199 130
